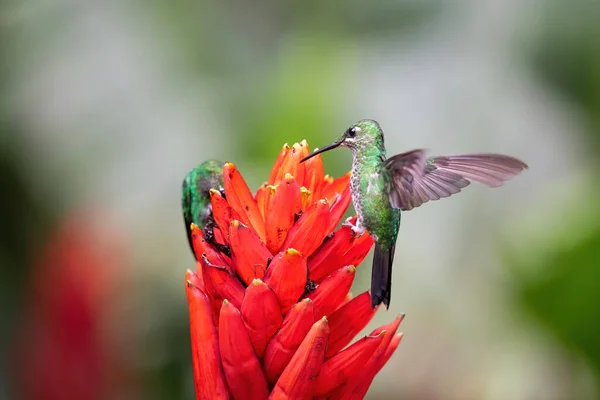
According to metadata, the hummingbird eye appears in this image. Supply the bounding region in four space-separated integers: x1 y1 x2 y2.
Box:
347 127 358 137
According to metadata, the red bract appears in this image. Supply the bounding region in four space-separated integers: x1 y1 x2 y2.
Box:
185 142 404 399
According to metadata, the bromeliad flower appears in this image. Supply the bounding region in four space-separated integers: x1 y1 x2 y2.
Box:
184 141 404 399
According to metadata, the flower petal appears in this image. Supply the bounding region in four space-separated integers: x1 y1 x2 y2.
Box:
299 187 312 211
201 241 235 275
192 223 235 275
213 227 227 246
281 199 330 258
332 316 404 399
190 223 205 261
241 279 283 358
265 174 302 253
274 141 309 187
199 257 245 314
263 299 315 385
340 235 373 272
219 300 269 400
306 266 356 320
268 144 291 185
377 333 403 372
270 316 330 400
255 182 269 220
223 162 266 242
326 292 377 358
185 271 229 400
337 292 353 310
210 189 242 244
368 314 403 343
321 172 350 206
335 332 404 400
264 248 308 314
302 152 324 201
229 220 271 285
308 220 373 283
326 185 352 232
314 331 386 396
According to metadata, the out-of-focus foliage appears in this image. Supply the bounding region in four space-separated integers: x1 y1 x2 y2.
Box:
515 216 600 375
531 1 600 140
511 0 600 391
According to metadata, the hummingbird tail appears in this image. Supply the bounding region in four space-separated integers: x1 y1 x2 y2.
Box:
371 242 395 309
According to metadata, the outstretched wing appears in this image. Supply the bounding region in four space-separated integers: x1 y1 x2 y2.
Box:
385 150 528 211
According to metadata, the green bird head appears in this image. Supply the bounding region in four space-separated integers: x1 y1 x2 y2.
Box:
301 119 384 162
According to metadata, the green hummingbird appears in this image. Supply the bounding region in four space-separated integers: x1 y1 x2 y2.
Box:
181 160 227 258
301 119 527 309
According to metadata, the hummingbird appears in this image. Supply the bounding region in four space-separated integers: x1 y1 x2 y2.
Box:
181 160 227 258
301 119 527 309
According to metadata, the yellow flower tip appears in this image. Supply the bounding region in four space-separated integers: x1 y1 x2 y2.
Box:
323 175 333 183
222 299 230 305
343 171 351 177
347 265 356 274
320 316 328 323
302 298 312 304
190 222 199 230
300 139 308 147
224 161 235 169
209 188 221 196
231 220 240 228
251 278 264 286
285 248 301 257
300 186 311 196
284 172 294 181
267 184 278 194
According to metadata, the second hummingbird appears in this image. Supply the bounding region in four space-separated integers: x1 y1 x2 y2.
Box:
301 119 527 309
182 160 227 258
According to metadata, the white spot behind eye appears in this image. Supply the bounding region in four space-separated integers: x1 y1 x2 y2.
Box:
354 127 362 134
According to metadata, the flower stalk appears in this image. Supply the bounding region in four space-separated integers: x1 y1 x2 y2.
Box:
185 140 404 399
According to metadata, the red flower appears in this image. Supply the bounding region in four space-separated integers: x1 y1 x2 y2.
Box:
185 141 404 399
13 209 132 400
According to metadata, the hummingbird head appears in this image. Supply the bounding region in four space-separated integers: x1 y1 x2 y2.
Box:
300 119 384 163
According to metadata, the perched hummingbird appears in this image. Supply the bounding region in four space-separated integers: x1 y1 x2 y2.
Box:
301 119 527 309
181 160 227 258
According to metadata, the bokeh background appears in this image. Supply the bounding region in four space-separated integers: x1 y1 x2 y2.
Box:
1 0 599 399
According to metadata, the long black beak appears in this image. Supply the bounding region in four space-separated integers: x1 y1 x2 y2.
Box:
300 141 342 163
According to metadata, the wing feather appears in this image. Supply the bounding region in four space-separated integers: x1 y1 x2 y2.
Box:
386 150 527 210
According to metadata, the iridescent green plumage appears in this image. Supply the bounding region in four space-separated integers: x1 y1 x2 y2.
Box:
181 160 225 257
302 119 527 308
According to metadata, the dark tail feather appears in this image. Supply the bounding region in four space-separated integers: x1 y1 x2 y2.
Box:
371 242 395 309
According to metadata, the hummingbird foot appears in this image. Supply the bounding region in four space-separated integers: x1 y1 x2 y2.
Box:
201 254 230 272
342 217 366 237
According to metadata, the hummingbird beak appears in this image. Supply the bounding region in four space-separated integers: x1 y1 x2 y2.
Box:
300 140 343 163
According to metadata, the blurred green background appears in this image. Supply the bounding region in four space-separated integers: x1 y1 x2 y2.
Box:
1 0 599 399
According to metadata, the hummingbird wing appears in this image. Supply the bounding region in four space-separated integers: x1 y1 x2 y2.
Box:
385 150 527 211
